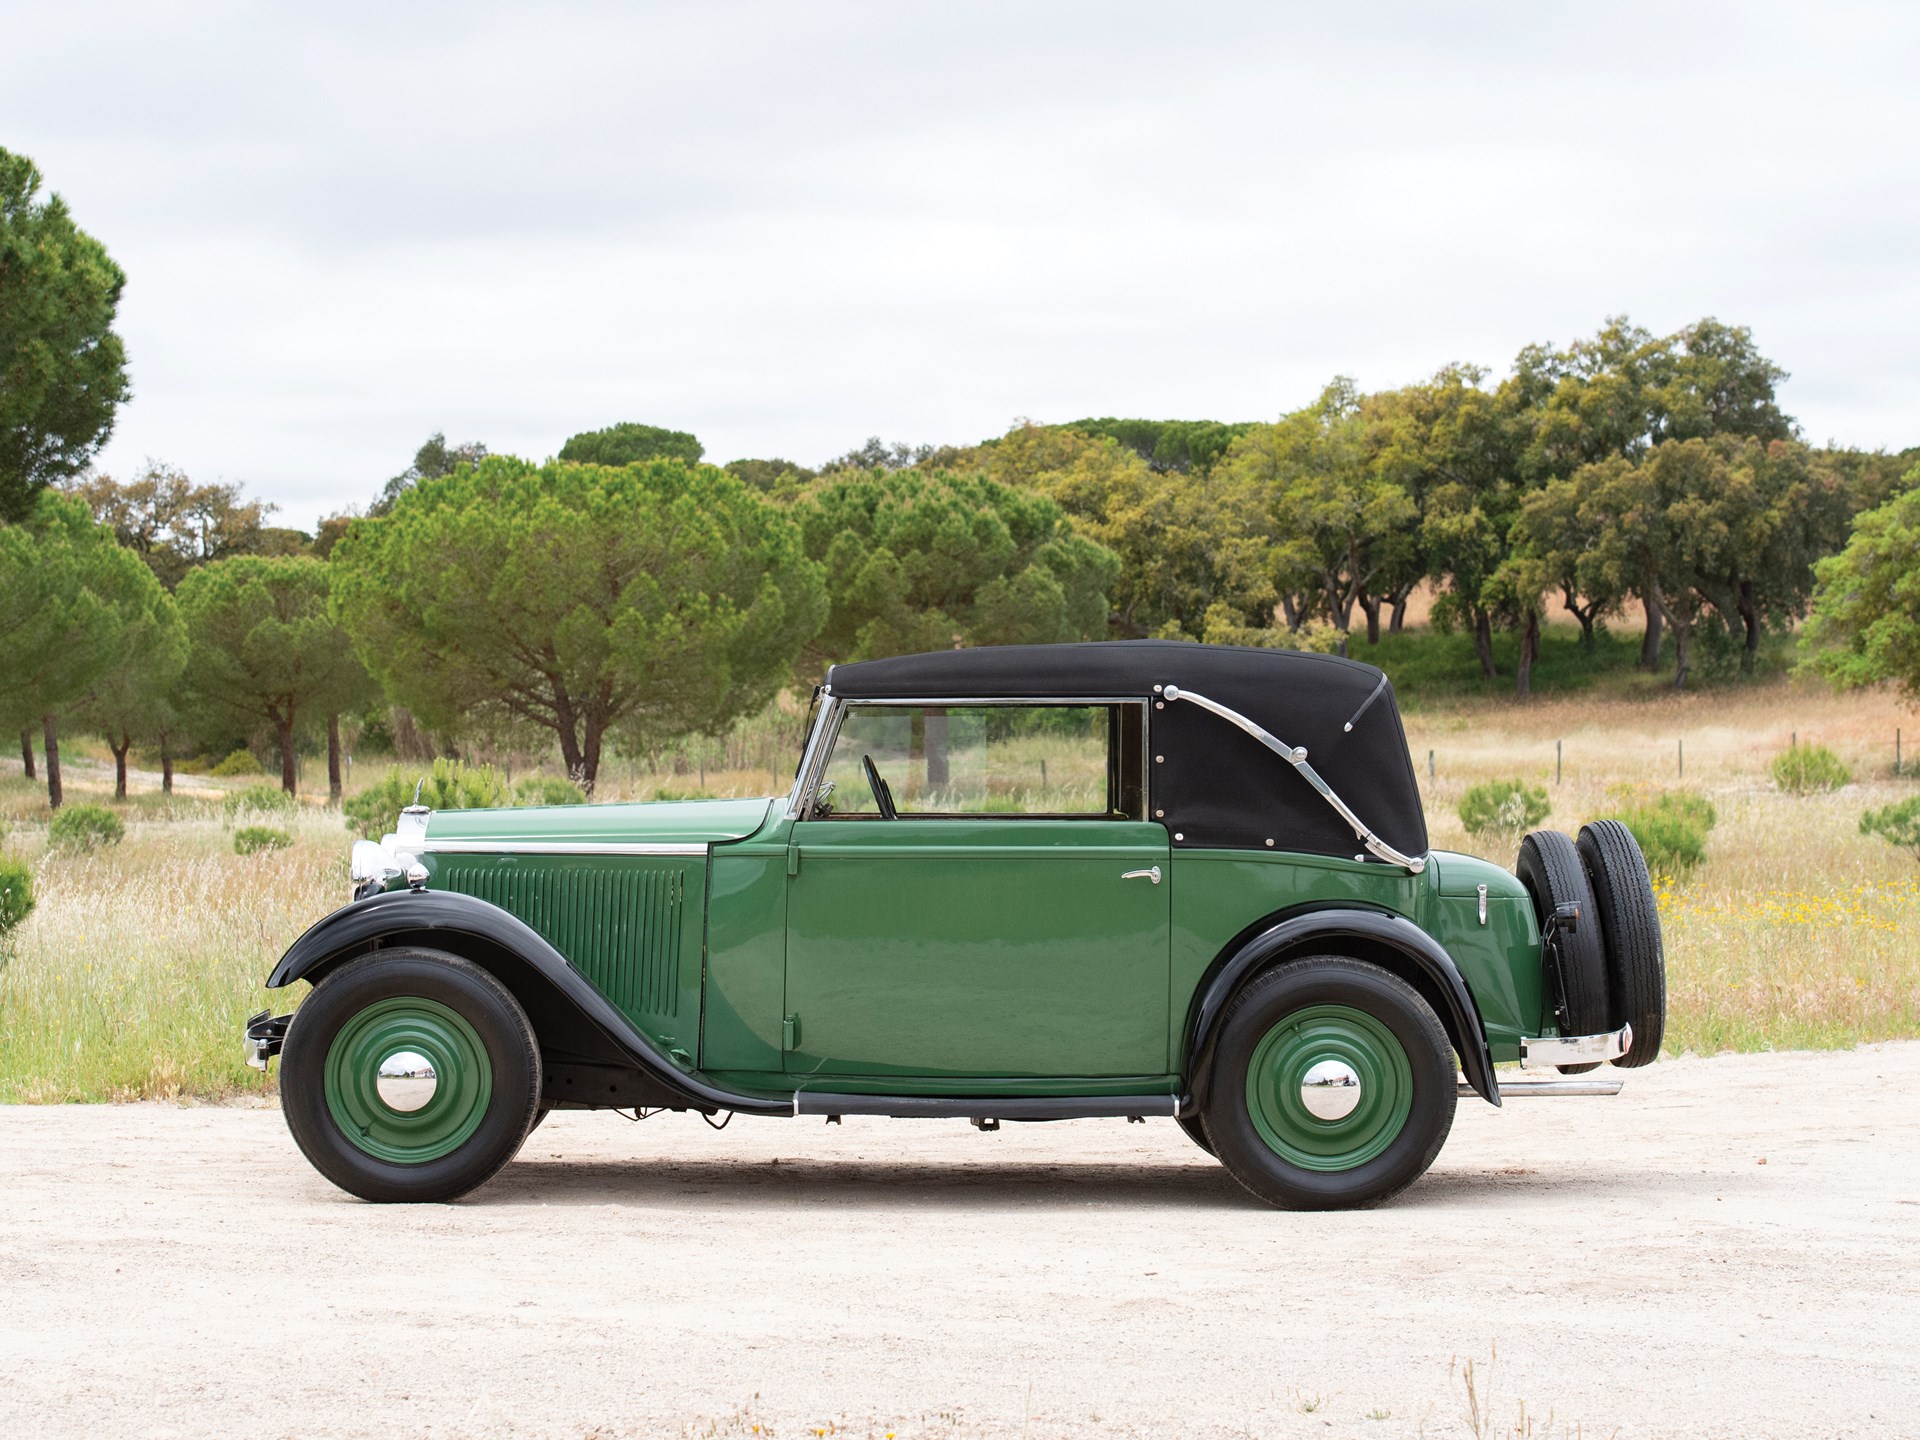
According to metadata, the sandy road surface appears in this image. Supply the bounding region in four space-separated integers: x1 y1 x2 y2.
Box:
3 1046 1917 1440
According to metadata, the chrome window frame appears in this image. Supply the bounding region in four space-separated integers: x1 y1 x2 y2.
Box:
785 691 1152 822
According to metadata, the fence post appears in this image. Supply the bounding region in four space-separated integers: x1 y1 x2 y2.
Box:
1898 729 1903 776
1428 749 1435 783
1556 739 1562 786
1678 738 1684 780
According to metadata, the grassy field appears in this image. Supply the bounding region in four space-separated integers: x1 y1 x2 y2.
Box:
1 669 1916 1102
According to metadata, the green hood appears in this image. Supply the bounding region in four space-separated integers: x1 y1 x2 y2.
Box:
422 796 777 847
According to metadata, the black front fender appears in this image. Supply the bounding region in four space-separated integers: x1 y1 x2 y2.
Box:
268 889 790 1117
1182 906 1500 1110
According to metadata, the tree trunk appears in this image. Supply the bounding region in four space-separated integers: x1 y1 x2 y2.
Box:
1515 609 1540 698
1358 595 1382 645
42 714 62 810
20 729 35 780
579 715 604 797
1671 619 1691 691
1471 608 1497 679
1737 578 1761 673
1639 584 1665 670
327 713 344 802
1389 592 1409 635
160 731 174 796
278 712 298 795
1279 593 1302 631
111 734 130 800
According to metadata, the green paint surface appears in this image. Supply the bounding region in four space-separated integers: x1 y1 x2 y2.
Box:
324 996 491 1164
783 817 1170 1077
425 797 774 846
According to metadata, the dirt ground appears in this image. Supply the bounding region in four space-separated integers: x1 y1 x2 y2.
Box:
2 1046 1916 1440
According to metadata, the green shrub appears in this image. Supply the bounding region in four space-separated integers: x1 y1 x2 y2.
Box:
1457 779 1550 837
1771 743 1852 794
48 805 125 853
1860 797 1920 861
222 783 295 820
650 787 718 803
0 856 33 937
1605 791 1718 878
232 825 293 855
514 775 586 807
210 748 264 777
344 758 510 839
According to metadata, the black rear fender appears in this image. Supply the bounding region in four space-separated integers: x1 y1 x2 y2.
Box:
1182 905 1500 1110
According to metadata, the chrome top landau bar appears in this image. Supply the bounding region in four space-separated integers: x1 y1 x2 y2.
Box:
1159 684 1428 875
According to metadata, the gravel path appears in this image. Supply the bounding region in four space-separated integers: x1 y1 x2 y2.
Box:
2 1044 1916 1440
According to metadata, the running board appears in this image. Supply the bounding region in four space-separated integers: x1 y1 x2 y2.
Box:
793 1093 1181 1120
1467 1076 1624 1098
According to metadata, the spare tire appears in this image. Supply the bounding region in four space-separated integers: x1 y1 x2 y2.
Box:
1515 830 1609 1073
1576 820 1665 1068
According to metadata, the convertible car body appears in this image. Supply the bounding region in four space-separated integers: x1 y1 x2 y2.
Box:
250 640 1663 1208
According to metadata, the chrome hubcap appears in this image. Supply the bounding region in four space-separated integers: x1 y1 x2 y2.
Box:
375 1050 438 1113
1299 1058 1362 1121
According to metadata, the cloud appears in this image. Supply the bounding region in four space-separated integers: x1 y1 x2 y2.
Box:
7 0 1916 529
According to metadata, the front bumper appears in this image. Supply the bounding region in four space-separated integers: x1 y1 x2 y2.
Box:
1518 1022 1632 1070
244 1009 291 1071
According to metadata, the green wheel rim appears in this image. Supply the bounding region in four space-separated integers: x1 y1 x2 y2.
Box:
323 996 492 1164
1244 1003 1413 1172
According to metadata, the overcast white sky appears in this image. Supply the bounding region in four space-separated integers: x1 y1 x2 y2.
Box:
8 1 1918 531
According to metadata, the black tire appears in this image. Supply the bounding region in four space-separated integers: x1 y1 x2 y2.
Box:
280 948 542 1202
1515 830 1608 1073
1176 1113 1215 1156
1202 957 1456 1210
1576 819 1666 1067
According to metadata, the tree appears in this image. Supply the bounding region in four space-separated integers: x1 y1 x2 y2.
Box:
1362 365 1520 644
1507 478 1625 651
791 463 1117 671
1225 381 1417 654
1509 316 1796 668
0 492 153 806
176 556 366 795
0 148 131 523
69 462 276 588
73 571 187 798
557 422 701 468
1064 418 1254 477
993 423 1269 640
1803 472 1920 703
331 456 826 792
369 432 488 515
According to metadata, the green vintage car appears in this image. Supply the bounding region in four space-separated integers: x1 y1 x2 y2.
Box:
248 641 1664 1209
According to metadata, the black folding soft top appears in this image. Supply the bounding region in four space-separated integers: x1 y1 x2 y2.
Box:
827 640 1429 860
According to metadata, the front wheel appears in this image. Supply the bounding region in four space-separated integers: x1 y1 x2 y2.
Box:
280 948 542 1202
1203 957 1456 1210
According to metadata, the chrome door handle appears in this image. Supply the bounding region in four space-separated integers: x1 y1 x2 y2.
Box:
1121 866 1162 885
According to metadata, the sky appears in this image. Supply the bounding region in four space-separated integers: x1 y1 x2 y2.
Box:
8 1 1918 532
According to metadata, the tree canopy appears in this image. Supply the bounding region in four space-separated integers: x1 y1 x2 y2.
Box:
1803 470 1920 704
0 147 131 523
558 422 703 468
331 456 826 789
70 462 279 588
792 462 1118 672
176 555 366 794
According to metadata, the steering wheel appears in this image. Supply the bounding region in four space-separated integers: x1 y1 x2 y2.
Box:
862 754 899 820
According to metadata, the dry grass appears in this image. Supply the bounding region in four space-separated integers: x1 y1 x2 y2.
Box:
2 673 1916 1102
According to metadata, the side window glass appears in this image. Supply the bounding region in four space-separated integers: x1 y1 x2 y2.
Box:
819 704 1141 818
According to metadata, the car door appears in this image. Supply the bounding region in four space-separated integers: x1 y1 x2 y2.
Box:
783 700 1169 1079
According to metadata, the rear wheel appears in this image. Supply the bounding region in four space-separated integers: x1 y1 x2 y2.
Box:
1202 957 1456 1210
1516 830 1609 1073
281 948 542 1202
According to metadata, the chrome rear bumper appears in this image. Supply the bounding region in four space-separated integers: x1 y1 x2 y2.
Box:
1518 1022 1632 1070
